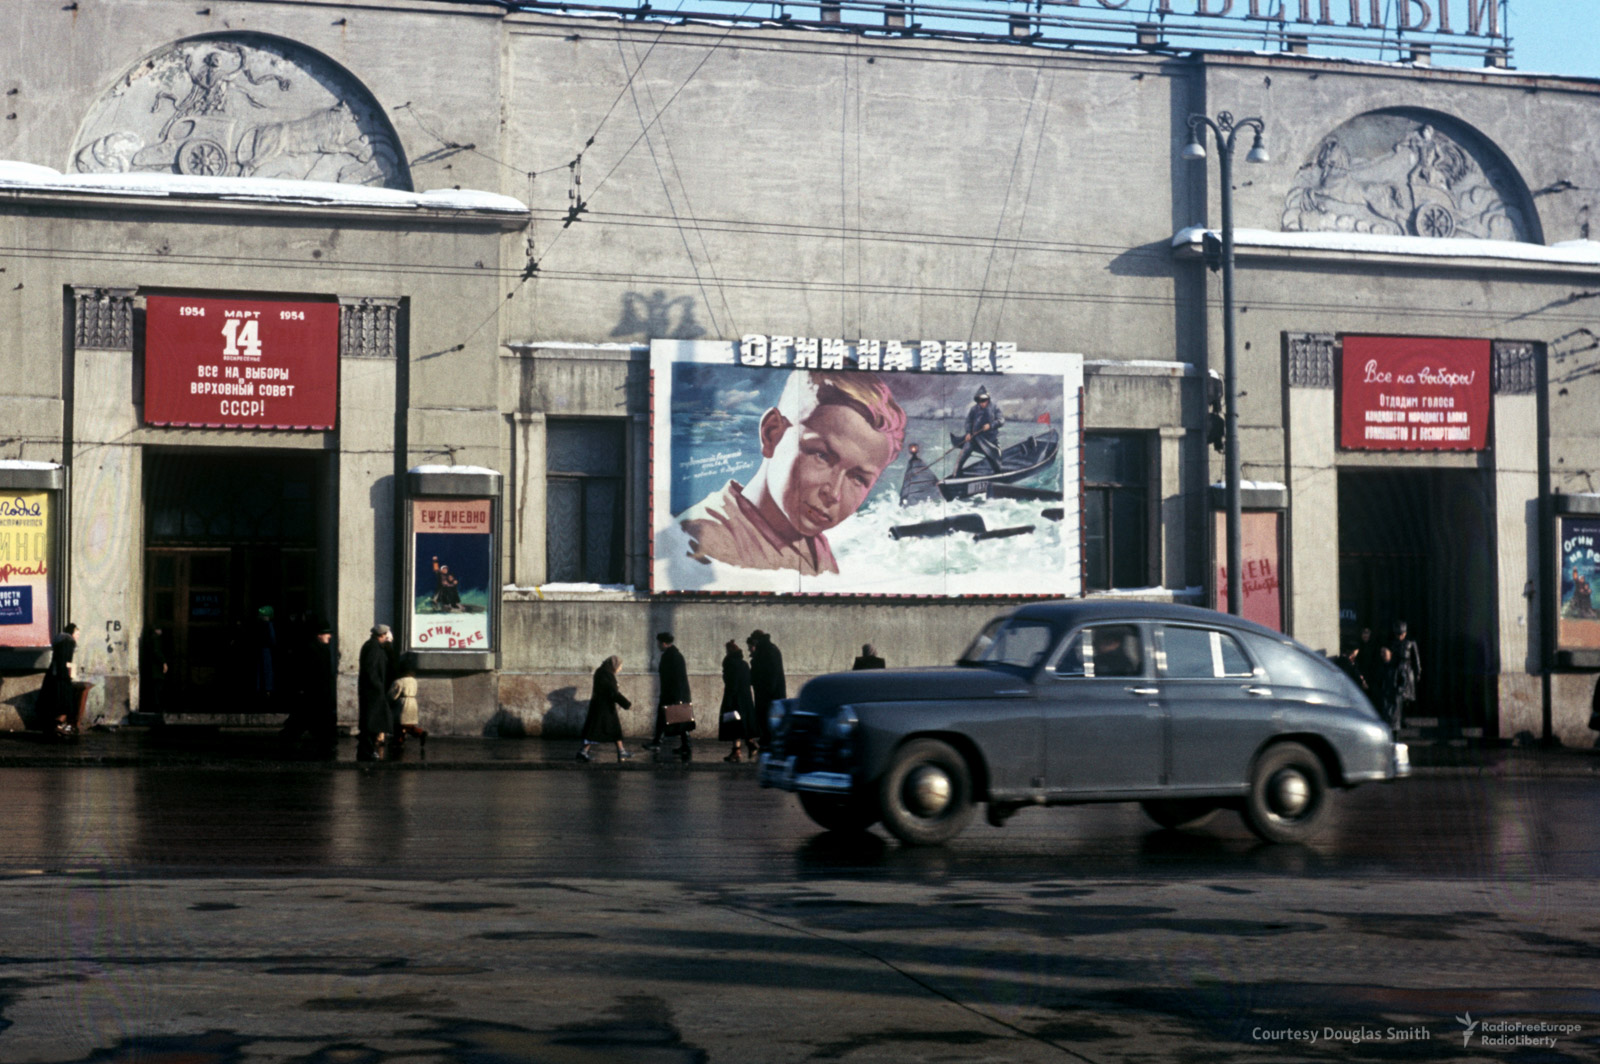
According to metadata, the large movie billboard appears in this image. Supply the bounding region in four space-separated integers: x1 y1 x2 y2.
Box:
651 338 1082 596
409 498 494 651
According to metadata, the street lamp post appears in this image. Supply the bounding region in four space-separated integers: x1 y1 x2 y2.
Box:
1183 110 1267 617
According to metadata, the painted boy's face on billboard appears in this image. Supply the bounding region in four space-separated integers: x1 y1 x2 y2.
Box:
760 402 895 539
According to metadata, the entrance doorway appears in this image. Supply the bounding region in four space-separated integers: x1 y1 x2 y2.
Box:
143 451 326 714
1337 469 1498 733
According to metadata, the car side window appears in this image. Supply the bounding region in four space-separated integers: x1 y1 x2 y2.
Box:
1162 625 1256 678
1162 626 1215 678
1077 624 1143 678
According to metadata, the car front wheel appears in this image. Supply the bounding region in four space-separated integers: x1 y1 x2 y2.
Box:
799 791 880 833
1140 799 1220 831
1242 741 1329 844
878 739 975 846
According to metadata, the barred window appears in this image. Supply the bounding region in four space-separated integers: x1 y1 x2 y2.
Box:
546 419 626 584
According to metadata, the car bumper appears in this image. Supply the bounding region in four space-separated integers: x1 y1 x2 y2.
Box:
1392 741 1410 778
757 753 854 794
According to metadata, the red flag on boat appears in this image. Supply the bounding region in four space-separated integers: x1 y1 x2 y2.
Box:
1036 412 1051 424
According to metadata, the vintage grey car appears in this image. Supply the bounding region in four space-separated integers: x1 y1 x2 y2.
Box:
758 602 1409 845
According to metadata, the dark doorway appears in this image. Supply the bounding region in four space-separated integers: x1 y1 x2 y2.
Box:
1337 469 1498 733
143 451 325 715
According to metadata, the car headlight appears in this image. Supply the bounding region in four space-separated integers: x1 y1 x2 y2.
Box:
828 705 860 741
769 698 794 737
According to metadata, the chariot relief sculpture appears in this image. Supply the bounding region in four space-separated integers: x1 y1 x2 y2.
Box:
1281 111 1534 242
71 34 409 189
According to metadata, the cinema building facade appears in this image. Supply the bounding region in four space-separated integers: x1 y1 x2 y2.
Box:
1 0 1597 745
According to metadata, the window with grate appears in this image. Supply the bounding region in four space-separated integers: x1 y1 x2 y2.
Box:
546 419 627 584
1083 432 1149 592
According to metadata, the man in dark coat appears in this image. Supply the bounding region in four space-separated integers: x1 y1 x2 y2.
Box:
139 625 169 714
357 624 394 761
748 629 786 752
578 655 633 762
281 623 339 758
1384 620 1422 727
647 632 693 761
37 623 80 737
852 643 886 670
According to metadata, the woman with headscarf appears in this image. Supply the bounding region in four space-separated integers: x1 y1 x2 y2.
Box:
719 640 756 762
577 655 633 762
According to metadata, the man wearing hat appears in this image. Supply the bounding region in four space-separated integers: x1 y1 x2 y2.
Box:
281 621 340 758
956 386 1005 477
357 624 395 761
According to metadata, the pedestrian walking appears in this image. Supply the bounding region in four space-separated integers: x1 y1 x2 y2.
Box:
1331 641 1371 703
852 643 885 670
281 622 339 758
1385 620 1422 727
646 632 692 761
577 655 634 762
719 640 757 762
1356 626 1384 697
252 605 277 712
357 624 395 762
37 623 80 739
389 654 425 753
140 624 169 713
748 629 786 754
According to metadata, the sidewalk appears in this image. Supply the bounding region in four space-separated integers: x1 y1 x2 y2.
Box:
0 726 1596 776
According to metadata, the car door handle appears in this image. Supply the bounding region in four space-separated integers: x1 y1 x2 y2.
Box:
1245 686 1274 697
1127 686 1159 696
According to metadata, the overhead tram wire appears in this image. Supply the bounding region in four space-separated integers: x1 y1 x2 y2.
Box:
988 64 1056 344
966 55 1049 346
620 32 731 339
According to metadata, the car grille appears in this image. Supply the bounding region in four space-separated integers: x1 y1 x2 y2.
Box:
772 712 835 772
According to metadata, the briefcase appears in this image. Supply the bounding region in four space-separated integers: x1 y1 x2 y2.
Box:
663 702 696 736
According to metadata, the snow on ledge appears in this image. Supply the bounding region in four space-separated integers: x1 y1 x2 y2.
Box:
0 460 62 470
503 583 646 602
409 464 501 477
0 161 528 215
1211 480 1288 491
1173 226 1600 268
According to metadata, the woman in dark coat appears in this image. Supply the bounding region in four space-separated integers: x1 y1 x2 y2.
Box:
357 625 395 761
578 656 633 762
748 630 786 754
719 640 757 762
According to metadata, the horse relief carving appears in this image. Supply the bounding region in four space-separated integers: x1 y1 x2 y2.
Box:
72 35 408 189
1281 112 1532 242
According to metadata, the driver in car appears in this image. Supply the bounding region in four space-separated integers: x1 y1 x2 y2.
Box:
1090 627 1141 677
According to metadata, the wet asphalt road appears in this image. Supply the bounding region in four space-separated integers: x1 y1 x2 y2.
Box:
1 768 1598 1063
2 766 1598 881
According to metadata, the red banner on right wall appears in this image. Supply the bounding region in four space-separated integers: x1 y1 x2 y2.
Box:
1339 336 1492 452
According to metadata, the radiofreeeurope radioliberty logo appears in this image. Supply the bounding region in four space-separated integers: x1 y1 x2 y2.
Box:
1456 1012 1581 1050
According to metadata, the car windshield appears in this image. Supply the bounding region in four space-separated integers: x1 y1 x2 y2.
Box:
960 618 1056 670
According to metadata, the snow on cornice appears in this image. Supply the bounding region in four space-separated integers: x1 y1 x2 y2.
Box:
0 162 528 215
1173 226 1600 268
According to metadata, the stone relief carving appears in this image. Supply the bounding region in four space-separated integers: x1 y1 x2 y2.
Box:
71 35 409 189
1282 111 1533 242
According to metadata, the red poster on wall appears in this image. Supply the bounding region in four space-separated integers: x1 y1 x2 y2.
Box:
1214 510 1283 632
145 295 339 430
1339 335 1491 452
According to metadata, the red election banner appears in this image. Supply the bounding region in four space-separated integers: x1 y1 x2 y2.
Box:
1339 335 1491 452
144 295 339 430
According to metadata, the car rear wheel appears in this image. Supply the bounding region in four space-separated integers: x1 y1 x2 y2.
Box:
879 739 974 846
1242 741 1329 844
1140 799 1220 831
799 791 880 833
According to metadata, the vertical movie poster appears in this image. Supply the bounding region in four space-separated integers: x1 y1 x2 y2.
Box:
1557 515 1600 651
0 491 51 647
411 498 493 650
651 339 1083 596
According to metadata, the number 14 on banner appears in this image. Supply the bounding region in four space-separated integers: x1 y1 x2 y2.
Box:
221 318 263 359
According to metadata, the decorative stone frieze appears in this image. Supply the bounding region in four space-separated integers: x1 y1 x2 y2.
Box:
1285 332 1337 389
1492 341 1537 395
339 297 400 360
72 287 136 349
